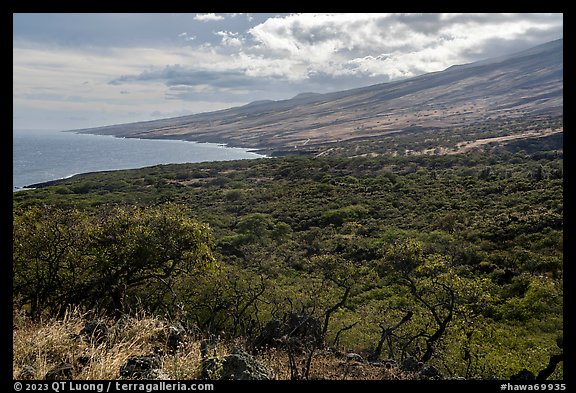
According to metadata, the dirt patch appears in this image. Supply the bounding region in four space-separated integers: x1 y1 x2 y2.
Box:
452 128 562 154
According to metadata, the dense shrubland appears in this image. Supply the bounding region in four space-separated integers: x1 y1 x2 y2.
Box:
13 140 563 380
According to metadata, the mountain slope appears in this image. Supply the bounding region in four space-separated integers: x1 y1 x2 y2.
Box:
75 39 563 151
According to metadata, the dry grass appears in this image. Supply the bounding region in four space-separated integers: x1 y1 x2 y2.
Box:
13 308 205 380
13 308 418 380
254 348 416 380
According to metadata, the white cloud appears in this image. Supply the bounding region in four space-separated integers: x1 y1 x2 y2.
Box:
215 31 242 47
241 13 562 81
193 13 225 22
177 32 196 42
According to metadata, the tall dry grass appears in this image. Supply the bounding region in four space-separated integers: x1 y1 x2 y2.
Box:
13 307 414 380
13 308 205 380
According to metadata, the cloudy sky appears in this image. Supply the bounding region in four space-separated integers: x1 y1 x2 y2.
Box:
13 13 563 131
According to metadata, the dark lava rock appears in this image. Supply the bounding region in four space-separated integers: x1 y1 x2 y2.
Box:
79 321 108 343
202 349 272 380
400 356 420 372
120 355 161 379
419 364 442 379
45 363 74 380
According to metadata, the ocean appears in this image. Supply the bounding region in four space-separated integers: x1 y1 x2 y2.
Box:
13 129 264 191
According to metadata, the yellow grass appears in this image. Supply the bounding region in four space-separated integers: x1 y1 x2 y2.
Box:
13 308 204 380
13 307 416 380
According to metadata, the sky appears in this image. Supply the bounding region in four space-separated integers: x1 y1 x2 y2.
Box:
13 13 563 131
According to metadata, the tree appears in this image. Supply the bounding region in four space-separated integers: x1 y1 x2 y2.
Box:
86 204 215 316
370 308 413 362
236 213 275 241
13 204 215 319
311 254 376 342
180 264 268 337
13 205 90 319
379 239 493 365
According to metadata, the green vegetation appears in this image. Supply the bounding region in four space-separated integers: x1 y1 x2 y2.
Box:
13 138 563 379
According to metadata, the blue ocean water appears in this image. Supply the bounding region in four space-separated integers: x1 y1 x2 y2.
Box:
13 129 264 191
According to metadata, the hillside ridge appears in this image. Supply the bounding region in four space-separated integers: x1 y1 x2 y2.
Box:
73 39 562 152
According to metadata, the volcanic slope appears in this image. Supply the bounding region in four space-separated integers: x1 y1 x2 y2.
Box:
75 39 563 151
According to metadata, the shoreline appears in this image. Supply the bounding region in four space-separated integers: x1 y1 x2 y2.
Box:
13 130 268 192
72 129 274 156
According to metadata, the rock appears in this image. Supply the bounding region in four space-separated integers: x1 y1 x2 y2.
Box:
120 355 161 379
202 350 272 380
419 364 442 379
18 365 36 380
253 319 283 349
166 323 186 353
400 356 420 372
346 353 364 363
511 368 536 381
45 363 74 380
384 360 398 369
79 321 108 343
